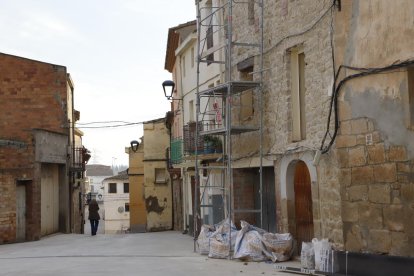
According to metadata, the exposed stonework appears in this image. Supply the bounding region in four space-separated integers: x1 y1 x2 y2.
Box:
217 0 414 257
334 1 414 256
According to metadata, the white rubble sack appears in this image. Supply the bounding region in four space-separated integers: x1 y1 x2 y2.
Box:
301 241 315 269
262 232 294 262
233 221 294 262
312 238 332 271
197 224 216 255
233 221 267 262
207 219 238 259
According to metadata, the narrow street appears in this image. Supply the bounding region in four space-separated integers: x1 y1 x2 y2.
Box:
0 232 296 276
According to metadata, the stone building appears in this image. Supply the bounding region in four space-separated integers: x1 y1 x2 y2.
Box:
127 118 172 232
227 0 414 257
0 53 86 243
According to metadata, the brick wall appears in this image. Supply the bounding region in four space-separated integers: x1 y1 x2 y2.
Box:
0 53 69 243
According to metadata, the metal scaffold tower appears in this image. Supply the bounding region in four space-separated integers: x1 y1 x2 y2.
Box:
194 0 264 253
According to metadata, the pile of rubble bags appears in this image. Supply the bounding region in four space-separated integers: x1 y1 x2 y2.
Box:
301 238 337 272
198 219 238 259
197 220 294 262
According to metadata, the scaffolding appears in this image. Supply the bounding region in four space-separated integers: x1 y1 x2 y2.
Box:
194 0 264 254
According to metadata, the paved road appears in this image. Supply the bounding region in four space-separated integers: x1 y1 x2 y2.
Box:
0 231 298 276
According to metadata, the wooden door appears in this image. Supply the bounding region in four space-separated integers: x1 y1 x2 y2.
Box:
16 184 26 241
41 164 60 236
294 161 314 252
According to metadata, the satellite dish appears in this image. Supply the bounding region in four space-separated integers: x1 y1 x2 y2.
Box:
118 206 124 213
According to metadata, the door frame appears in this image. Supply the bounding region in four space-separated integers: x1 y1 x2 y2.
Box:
16 180 30 242
278 152 320 252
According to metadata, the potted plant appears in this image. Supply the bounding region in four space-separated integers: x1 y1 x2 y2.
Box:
204 135 222 154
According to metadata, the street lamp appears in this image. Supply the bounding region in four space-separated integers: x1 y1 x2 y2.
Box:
130 140 140 152
162 80 176 100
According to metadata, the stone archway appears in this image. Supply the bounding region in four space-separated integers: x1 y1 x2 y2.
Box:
278 152 319 254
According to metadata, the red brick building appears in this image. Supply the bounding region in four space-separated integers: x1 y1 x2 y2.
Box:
0 53 86 243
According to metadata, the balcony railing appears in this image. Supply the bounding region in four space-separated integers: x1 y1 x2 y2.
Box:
183 122 204 155
167 122 223 165
170 138 183 164
71 147 91 172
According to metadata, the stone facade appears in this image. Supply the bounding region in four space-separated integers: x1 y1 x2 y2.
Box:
143 118 172 231
229 0 344 248
229 0 414 257
334 1 414 256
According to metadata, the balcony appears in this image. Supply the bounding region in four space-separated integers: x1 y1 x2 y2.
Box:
170 138 183 165
71 147 91 172
168 122 225 166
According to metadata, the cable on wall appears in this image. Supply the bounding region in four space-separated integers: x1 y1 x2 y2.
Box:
319 59 414 154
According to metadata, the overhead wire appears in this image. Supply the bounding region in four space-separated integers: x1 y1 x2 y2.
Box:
76 122 143 129
319 59 414 154
76 121 133 125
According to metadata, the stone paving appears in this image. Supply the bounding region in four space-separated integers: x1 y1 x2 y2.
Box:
0 231 299 276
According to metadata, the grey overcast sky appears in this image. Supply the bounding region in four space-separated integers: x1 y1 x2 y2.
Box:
0 0 195 166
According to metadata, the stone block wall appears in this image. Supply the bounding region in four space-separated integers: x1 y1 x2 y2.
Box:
338 114 414 256
334 1 414 256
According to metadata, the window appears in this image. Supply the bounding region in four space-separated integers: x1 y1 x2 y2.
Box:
155 168 167 184
290 48 306 141
408 69 414 129
191 47 195 68
239 66 254 120
182 55 186 77
108 183 117 193
125 203 130 212
248 0 255 25
189 100 194 122
205 1 214 65
123 183 129 193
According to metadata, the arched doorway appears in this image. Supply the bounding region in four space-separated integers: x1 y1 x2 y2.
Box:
294 160 314 252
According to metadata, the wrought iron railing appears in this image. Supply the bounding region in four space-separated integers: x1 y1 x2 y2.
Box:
170 138 183 164
72 147 91 171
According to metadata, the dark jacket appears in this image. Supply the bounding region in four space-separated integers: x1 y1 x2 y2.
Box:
88 199 100 220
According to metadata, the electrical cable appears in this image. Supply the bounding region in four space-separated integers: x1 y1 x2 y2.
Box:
319 59 414 154
264 0 335 55
76 122 143 129
76 121 133 125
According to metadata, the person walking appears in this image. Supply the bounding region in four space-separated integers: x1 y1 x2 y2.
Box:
88 199 100 236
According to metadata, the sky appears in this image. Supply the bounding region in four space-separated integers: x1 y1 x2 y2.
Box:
0 0 195 166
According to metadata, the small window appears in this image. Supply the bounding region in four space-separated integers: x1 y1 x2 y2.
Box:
123 183 129 193
182 55 186 77
206 1 214 65
239 66 254 120
125 203 130 212
408 69 414 129
290 48 306 141
248 0 255 25
155 168 167 184
191 47 195 68
108 183 117 193
189 100 194 122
